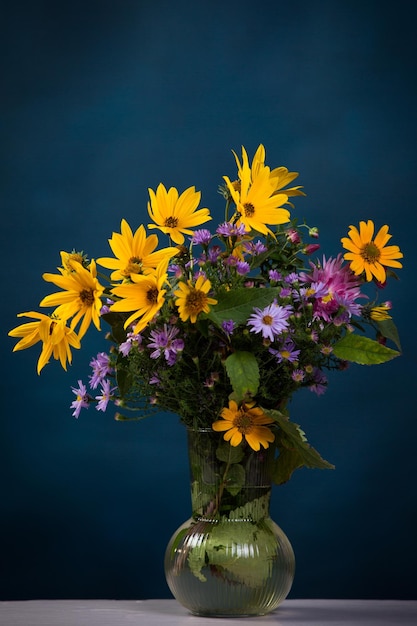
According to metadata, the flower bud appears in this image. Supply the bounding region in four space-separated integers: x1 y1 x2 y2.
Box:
286 228 301 244
303 243 320 255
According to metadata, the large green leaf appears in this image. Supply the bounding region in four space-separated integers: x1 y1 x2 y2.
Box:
271 446 304 485
376 319 402 351
333 333 400 365
266 409 334 484
225 351 259 402
205 287 279 327
187 496 278 587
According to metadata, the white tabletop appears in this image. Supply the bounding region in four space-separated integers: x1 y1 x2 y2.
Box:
0 599 416 625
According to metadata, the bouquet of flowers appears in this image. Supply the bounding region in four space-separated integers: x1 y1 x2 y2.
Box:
9 144 403 484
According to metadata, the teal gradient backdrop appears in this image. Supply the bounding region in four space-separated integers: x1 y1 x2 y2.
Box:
1 0 416 600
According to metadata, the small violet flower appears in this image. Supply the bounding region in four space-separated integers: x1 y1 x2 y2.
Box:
268 269 282 282
216 222 246 237
119 331 142 357
148 324 184 365
247 303 293 342
70 380 90 418
89 352 114 389
309 368 328 395
236 260 250 275
191 229 212 245
221 319 235 336
95 379 117 412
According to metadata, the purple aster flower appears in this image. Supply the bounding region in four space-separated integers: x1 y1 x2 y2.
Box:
247 302 293 342
285 272 299 285
291 369 305 382
95 379 116 412
216 222 246 237
309 368 328 395
208 246 222 263
225 255 237 266
310 329 319 343
242 240 267 256
147 324 184 365
168 263 184 278
236 260 250 275
279 286 292 298
70 380 90 418
89 352 114 389
119 331 142 357
269 339 300 363
193 269 207 281
296 281 329 304
100 298 114 315
333 311 351 326
320 345 333 356
268 269 282 282
191 229 212 245
221 319 235 336
253 240 267 255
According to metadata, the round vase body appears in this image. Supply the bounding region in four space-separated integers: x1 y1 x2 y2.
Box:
164 428 295 617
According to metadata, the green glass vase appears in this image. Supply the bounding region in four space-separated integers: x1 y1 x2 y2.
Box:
164 428 295 617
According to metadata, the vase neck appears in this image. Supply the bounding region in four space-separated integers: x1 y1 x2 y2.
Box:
187 428 274 521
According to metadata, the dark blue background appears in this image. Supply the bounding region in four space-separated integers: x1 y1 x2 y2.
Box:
2 0 416 601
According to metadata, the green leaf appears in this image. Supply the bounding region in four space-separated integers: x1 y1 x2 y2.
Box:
333 333 400 365
224 463 246 496
272 446 304 485
115 361 132 398
186 495 279 586
205 288 279 326
376 319 402 351
216 441 244 464
101 311 128 344
206 515 278 587
225 351 259 402
266 409 334 484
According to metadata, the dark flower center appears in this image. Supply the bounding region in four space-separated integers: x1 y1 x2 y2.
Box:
147 287 159 304
80 289 95 306
243 202 255 217
124 256 142 276
361 242 381 263
234 410 254 433
186 289 206 313
164 216 179 228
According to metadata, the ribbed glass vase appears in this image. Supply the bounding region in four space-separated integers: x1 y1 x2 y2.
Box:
164 427 295 617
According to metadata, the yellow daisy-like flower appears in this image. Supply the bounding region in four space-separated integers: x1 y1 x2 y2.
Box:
174 275 217 323
60 251 88 274
238 144 305 199
96 219 178 281
8 311 81 373
224 148 290 236
369 305 392 321
341 220 403 283
110 258 169 333
147 183 211 245
212 400 275 452
40 260 104 340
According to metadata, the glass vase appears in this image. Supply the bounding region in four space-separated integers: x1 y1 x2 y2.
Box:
164 427 295 617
